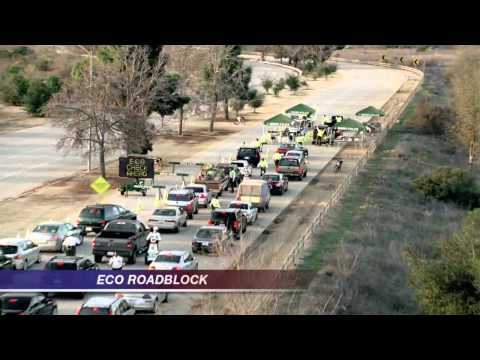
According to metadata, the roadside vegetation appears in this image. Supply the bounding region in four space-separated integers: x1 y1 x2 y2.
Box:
294 49 480 315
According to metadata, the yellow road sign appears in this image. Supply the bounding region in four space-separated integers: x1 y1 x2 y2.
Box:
90 176 111 195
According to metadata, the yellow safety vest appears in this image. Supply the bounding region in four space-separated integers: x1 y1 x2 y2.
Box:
211 198 221 208
260 160 268 168
273 153 282 161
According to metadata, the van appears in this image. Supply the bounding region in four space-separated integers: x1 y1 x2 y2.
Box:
236 179 271 212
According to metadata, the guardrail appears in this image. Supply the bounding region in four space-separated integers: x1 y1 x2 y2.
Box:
280 60 424 270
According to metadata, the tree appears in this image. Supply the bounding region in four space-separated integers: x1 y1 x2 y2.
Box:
273 78 285 97
255 45 271 61
406 209 480 314
47 46 167 177
285 75 301 93
23 77 62 116
0 67 30 106
262 78 273 94
231 98 246 118
450 50 480 172
248 90 265 113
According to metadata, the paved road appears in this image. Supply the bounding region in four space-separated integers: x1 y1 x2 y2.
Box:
21 62 412 315
0 62 295 203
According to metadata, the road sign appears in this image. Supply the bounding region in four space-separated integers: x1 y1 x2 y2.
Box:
119 157 155 179
90 176 111 195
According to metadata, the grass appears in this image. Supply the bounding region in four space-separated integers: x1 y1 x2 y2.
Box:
296 61 469 314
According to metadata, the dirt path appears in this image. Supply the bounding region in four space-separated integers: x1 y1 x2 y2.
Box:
0 104 48 134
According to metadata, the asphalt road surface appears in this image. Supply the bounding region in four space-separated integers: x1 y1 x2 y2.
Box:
2 61 411 314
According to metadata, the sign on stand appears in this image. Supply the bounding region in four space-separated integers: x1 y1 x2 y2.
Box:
119 156 155 179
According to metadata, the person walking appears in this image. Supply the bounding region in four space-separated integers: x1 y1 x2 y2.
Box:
259 157 268 176
313 126 318 144
109 252 124 271
228 168 237 193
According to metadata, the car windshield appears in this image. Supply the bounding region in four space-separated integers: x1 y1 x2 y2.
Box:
239 185 262 196
168 194 190 202
1 297 32 311
105 222 137 233
229 203 248 210
196 228 221 239
79 307 110 315
155 255 181 263
0 245 18 255
287 152 301 158
153 209 176 216
212 211 235 223
32 225 59 234
232 162 244 168
279 159 299 167
185 187 204 194
264 175 280 181
238 148 256 157
80 207 104 218
45 261 77 270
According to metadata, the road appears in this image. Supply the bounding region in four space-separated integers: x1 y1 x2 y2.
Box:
0 61 294 203
18 61 412 315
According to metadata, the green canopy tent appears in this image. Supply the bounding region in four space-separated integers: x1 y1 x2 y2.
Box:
335 118 368 132
355 106 385 117
285 103 316 118
263 113 293 140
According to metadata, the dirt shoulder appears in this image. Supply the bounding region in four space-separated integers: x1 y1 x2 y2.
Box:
0 104 48 134
0 68 337 238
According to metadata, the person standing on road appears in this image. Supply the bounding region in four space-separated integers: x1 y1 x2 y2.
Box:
313 126 318 144
210 195 221 212
272 152 282 168
62 235 79 256
109 252 124 271
259 158 268 176
147 226 162 245
229 168 237 193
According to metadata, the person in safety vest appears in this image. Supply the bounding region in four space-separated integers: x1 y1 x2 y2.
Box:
272 152 282 168
259 158 268 176
210 195 221 212
229 168 237 193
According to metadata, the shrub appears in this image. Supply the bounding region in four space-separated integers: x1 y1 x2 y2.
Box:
46 76 62 93
412 167 480 209
248 92 265 113
10 46 33 58
303 61 316 73
405 97 451 136
0 49 11 59
35 58 53 72
273 78 285 97
0 68 30 106
261 78 273 94
285 75 300 93
23 76 61 116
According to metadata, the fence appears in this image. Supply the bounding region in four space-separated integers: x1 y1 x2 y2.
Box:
280 61 425 270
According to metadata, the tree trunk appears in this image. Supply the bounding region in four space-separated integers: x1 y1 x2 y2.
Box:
178 106 184 136
209 95 217 133
469 140 475 173
99 142 106 178
224 98 229 120
161 115 164 128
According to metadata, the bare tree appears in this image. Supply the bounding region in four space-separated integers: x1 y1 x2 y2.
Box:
46 46 167 177
450 50 480 171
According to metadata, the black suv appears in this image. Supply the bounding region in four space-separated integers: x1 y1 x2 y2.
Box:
208 209 247 240
237 147 261 168
45 256 99 270
0 293 57 315
77 204 137 235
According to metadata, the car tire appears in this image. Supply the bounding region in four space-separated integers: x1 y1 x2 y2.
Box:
128 250 136 265
94 254 103 263
303 172 307 178
52 306 58 315
145 257 150 266
188 213 193 220
298 176 302 181
151 300 159 314
174 226 179 233
266 202 269 210
142 192 147 197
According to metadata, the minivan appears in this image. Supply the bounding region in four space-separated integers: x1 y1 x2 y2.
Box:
236 179 271 212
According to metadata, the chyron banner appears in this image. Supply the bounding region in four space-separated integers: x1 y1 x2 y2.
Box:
0 270 316 293
119 157 154 179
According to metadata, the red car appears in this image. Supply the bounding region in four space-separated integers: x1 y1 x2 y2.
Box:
276 143 296 155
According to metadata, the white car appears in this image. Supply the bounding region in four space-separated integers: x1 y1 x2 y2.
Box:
116 293 162 313
148 207 187 232
149 251 199 271
230 160 252 177
0 238 41 270
228 200 258 225
184 184 212 208
285 150 305 161
76 296 135 315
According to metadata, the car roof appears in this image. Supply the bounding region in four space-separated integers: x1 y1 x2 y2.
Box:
286 150 303 154
239 179 267 185
168 189 192 194
154 207 179 211
0 238 27 245
0 292 42 298
213 208 239 213
229 200 250 205
157 250 187 256
48 256 84 263
198 225 226 231
263 172 282 177
34 222 65 226
109 219 138 224
83 296 120 308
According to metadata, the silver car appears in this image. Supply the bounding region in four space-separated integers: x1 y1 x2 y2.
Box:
149 251 199 270
228 201 258 225
192 225 232 255
77 296 136 315
30 222 84 252
116 293 162 313
0 238 41 270
185 184 212 208
148 207 187 232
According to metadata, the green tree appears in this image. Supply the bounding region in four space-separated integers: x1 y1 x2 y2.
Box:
0 67 30 105
273 78 285 97
261 78 273 94
406 209 480 314
248 91 265 113
23 79 52 116
285 75 300 93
